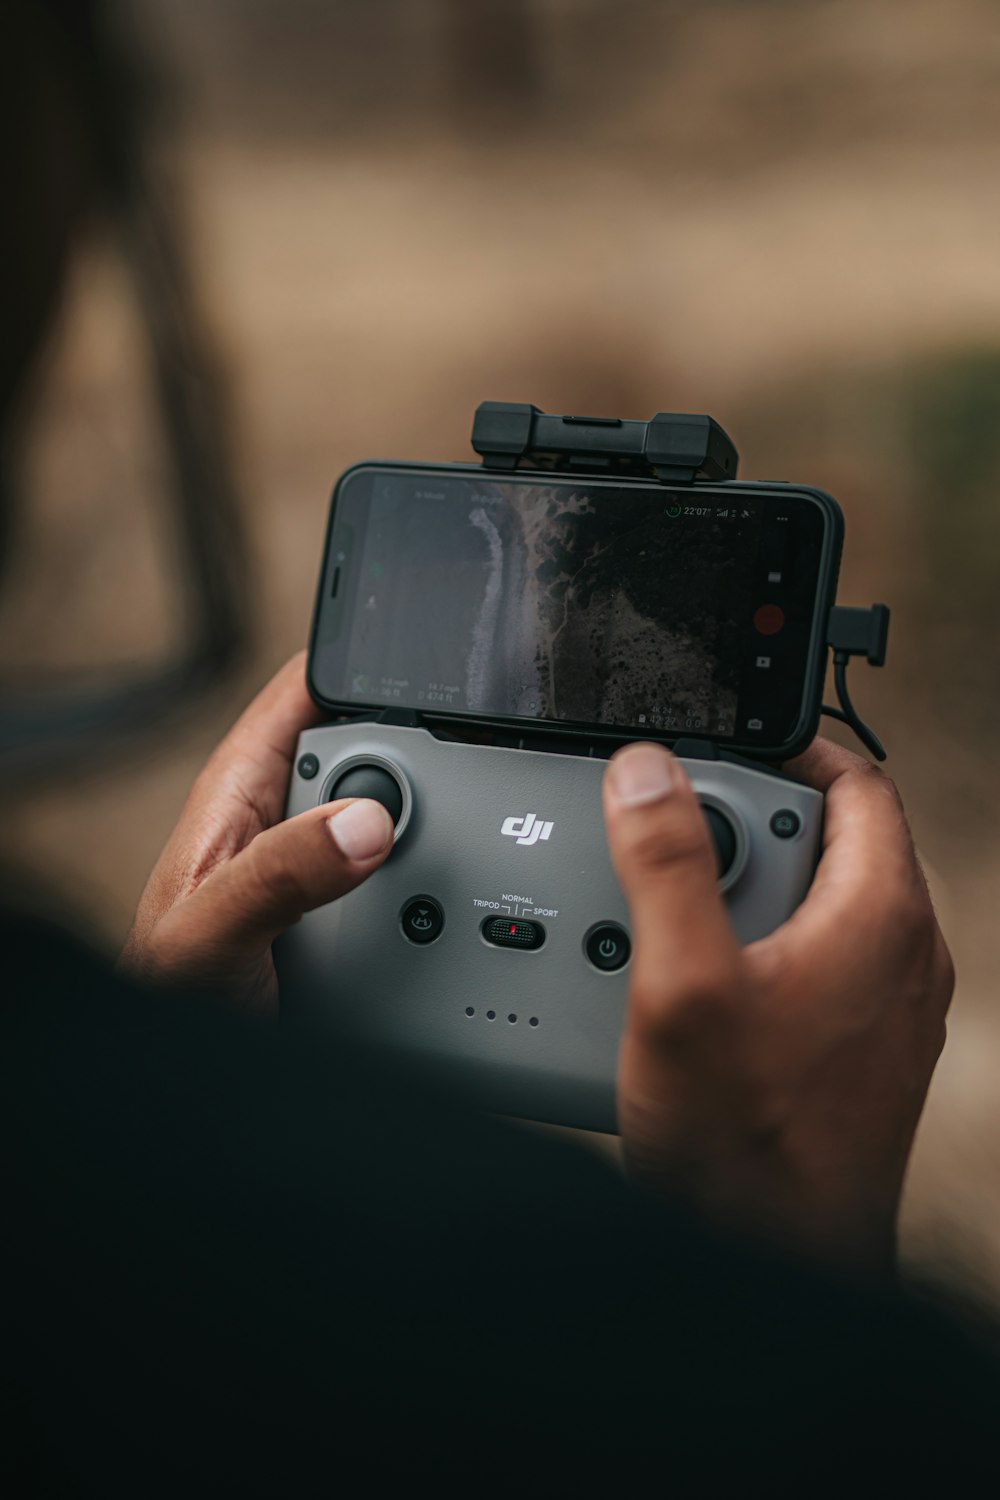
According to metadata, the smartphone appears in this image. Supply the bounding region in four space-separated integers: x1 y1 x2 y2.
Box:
307 462 843 759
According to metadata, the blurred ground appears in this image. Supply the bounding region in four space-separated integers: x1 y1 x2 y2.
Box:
3 0 1000 1297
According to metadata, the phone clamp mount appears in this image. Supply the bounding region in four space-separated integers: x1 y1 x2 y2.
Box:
471 400 738 485
471 401 889 761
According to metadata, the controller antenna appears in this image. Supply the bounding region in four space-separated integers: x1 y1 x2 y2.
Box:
822 605 890 761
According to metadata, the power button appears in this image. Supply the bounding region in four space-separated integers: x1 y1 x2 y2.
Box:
584 923 631 973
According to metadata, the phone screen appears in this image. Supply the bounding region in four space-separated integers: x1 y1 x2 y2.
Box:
309 465 837 753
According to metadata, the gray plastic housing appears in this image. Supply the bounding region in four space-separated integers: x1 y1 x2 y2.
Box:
279 724 823 1134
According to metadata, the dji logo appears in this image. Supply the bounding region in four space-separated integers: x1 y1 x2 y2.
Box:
500 812 554 848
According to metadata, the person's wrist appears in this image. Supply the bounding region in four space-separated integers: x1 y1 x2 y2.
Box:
620 1125 902 1275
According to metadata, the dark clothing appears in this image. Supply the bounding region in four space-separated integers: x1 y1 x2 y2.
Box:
3 911 999 1495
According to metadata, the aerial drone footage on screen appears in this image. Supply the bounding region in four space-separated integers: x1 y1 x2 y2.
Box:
312 466 828 748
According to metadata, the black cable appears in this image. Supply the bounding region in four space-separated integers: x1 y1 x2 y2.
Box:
822 653 886 761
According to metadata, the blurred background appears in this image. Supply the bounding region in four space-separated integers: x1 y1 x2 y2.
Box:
2 0 1000 1296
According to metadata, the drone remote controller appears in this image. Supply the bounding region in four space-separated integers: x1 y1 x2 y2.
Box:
278 723 823 1133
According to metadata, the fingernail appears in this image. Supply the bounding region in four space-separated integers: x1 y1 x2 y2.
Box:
609 743 676 807
327 800 393 861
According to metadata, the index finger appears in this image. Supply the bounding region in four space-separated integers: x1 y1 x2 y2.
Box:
782 734 874 793
218 651 324 765
191 651 325 825
761 739 925 956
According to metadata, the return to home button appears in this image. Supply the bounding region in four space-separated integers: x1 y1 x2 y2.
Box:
401 896 444 945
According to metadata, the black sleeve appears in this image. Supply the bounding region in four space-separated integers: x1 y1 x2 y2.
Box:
3 910 999 1496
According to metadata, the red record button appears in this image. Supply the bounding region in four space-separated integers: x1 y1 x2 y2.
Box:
753 603 785 636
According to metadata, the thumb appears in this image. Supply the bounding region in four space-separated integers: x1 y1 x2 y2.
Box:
159 796 394 960
602 743 740 1022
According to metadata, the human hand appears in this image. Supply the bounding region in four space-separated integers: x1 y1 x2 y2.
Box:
119 653 394 1013
602 739 953 1270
